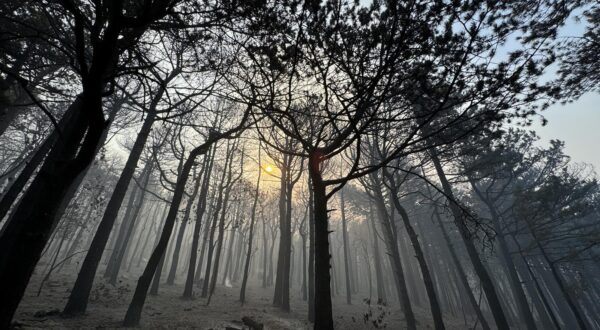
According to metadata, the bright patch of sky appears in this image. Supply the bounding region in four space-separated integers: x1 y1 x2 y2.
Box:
530 12 600 171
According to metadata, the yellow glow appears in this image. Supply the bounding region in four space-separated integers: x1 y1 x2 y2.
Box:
264 165 274 173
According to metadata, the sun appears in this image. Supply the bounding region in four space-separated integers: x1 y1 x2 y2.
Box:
264 165 274 173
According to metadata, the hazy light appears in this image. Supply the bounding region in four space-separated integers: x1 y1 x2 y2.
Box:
264 165 274 173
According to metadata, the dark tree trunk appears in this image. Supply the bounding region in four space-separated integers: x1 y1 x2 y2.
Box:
431 206 490 329
339 188 352 305
63 111 155 316
0 90 105 328
273 162 288 308
240 147 262 303
166 171 202 285
308 178 316 322
201 172 227 297
301 227 308 301
309 154 333 330
108 164 153 284
123 141 213 326
369 174 415 329
206 162 238 304
429 149 510 329
385 172 445 330
195 196 214 284
368 201 387 305
182 147 214 298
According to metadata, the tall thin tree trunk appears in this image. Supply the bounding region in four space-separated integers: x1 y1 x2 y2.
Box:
339 188 352 305
240 147 262 303
431 206 490 330
369 201 387 305
369 173 415 329
429 149 509 329
470 180 537 330
108 164 153 284
64 111 155 316
385 171 445 330
308 178 316 322
183 147 214 298
123 138 214 326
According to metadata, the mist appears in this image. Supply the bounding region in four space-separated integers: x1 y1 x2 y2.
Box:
1 1 599 329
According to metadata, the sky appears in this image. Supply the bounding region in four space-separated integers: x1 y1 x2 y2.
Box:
532 93 600 171
529 10 599 172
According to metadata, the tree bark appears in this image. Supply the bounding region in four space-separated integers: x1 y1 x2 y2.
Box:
309 153 333 330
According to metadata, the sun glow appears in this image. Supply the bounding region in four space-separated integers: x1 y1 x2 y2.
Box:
264 165 274 173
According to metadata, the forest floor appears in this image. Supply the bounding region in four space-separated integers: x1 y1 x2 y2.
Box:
13 265 470 329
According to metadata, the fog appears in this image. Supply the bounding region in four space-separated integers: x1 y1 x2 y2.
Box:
1 1 599 329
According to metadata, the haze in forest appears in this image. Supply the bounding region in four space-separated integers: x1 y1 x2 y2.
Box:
1 1 599 330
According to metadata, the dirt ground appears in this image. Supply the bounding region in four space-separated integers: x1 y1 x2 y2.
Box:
13 265 469 329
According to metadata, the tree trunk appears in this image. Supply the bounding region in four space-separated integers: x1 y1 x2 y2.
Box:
369 173 415 329
104 182 141 279
429 149 509 329
308 178 316 322
182 147 214 298
339 188 353 305
166 171 202 285
240 147 262 303
368 201 387 305
309 159 334 330
431 206 491 329
0 92 105 328
108 165 153 284
385 172 445 330
123 141 212 326
63 111 155 316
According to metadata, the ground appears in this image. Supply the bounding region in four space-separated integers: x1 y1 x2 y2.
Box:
13 265 468 329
